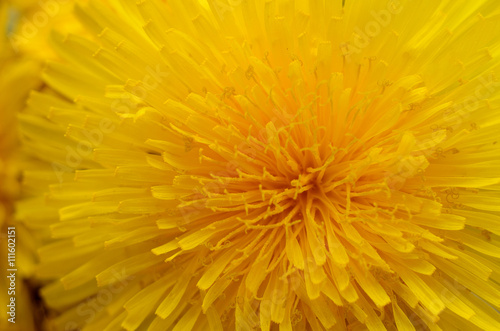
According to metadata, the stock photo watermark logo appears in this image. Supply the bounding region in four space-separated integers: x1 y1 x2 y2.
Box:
8 0 70 52
51 64 170 184
63 268 135 331
385 72 500 190
340 0 403 61
210 0 243 20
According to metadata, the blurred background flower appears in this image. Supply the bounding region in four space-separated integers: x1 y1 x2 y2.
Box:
1 1 42 330
6 0 87 59
2 0 500 330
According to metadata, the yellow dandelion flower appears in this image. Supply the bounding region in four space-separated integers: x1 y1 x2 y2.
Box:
18 0 500 330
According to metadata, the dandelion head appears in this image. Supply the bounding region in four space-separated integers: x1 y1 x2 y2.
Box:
19 0 500 330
